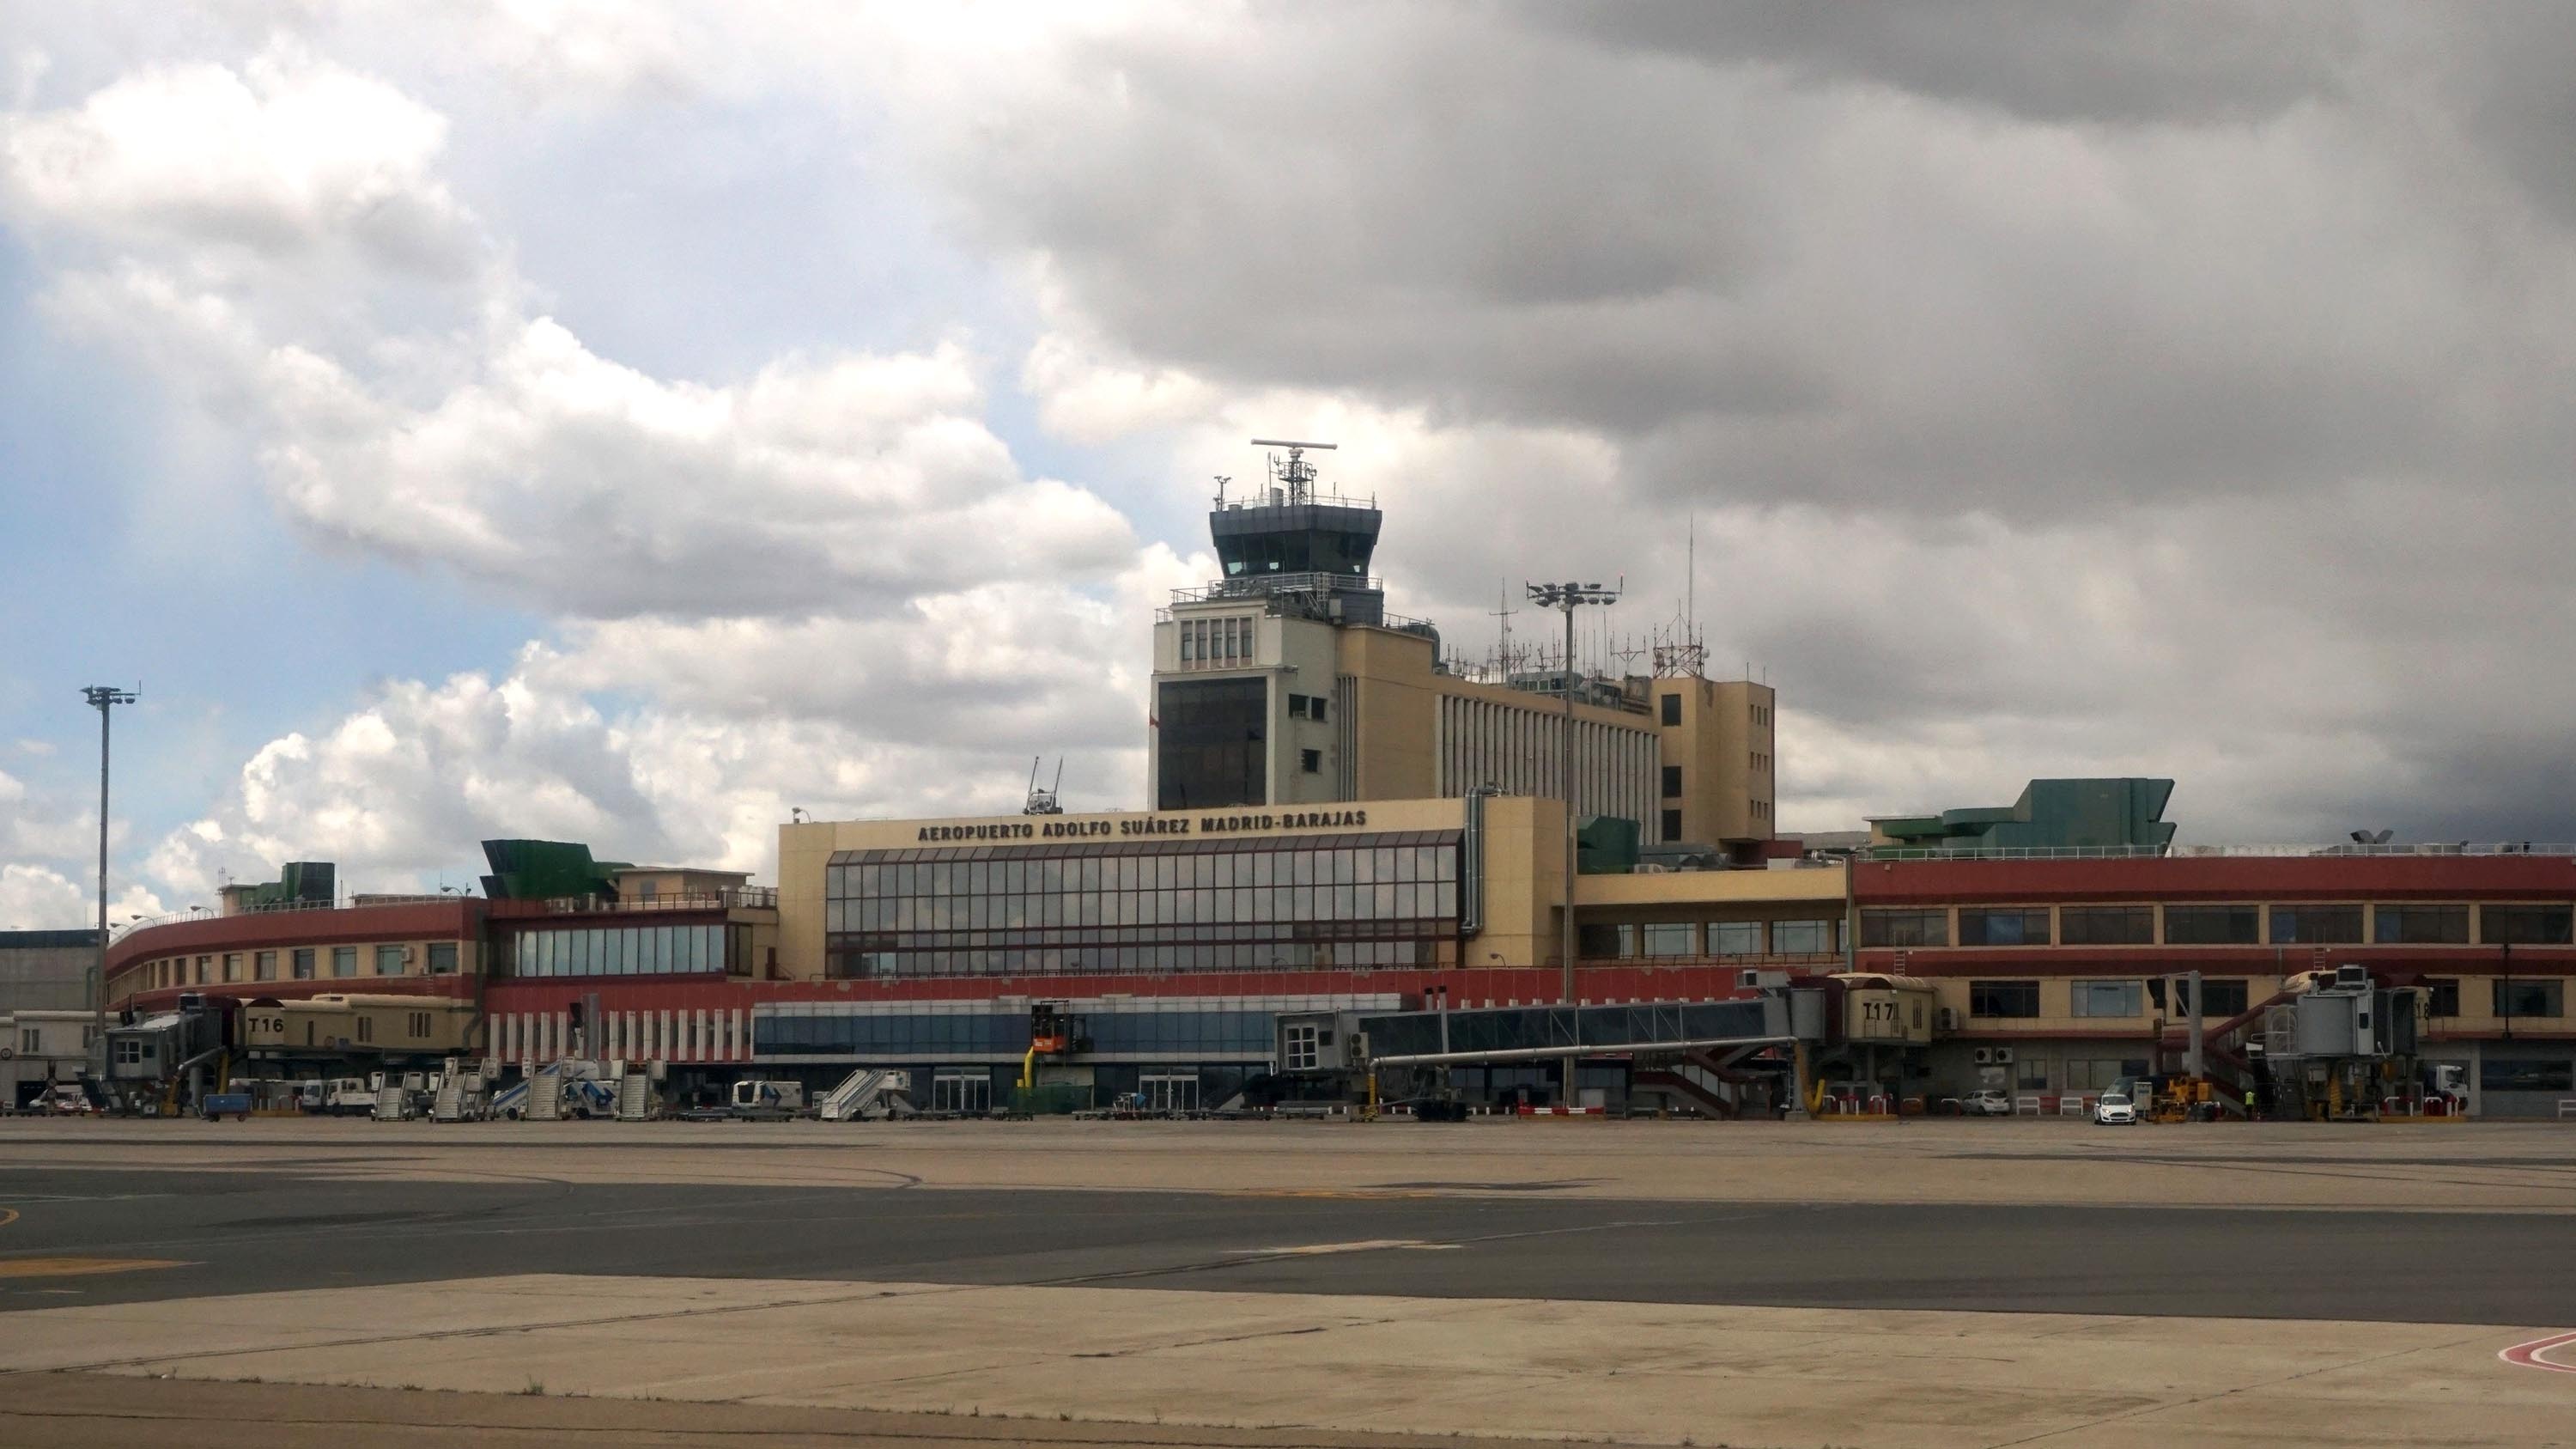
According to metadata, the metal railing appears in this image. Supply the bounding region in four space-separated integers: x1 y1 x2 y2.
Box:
1864 842 2576 861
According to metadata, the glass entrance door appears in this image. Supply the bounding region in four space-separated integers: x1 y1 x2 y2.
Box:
1140 1073 1198 1114
932 1071 990 1115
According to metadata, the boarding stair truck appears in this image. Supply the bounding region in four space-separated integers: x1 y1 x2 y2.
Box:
371 1079 410 1121
817 1068 914 1121
613 1061 663 1122
524 1062 566 1121
431 1058 495 1122
489 1075 532 1120
729 1079 805 1119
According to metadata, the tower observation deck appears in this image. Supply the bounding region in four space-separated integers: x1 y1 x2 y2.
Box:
1196 441 1396 630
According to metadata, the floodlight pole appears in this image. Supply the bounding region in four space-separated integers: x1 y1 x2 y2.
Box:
82 685 137 1063
1524 580 1619 1105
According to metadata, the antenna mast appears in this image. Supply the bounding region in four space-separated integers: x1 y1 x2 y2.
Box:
1250 438 1337 506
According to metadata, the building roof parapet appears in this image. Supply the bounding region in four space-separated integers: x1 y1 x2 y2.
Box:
1864 843 2576 861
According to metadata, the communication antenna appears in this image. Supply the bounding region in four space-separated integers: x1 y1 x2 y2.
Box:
1212 475 1232 507
1249 438 1337 505
1023 756 1066 816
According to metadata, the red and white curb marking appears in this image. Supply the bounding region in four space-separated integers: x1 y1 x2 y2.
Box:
2500 1330 2576 1374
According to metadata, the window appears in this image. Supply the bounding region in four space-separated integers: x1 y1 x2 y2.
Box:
1155 677 1268 810
1957 909 2050 947
2494 980 2566 1019
195 956 210 984
1661 809 1682 840
2374 905 2469 944
2269 904 2363 944
2164 904 2261 945
1859 909 1947 947
255 951 276 982
291 948 316 980
1708 921 1764 957
355 1015 373 1043
375 944 405 976
2062 1057 2142 1092
1638 922 1696 957
1299 748 1321 774
113 1038 144 1066
19 1027 38 1055
1772 919 1835 954
1969 980 2040 1018
2015 1056 2050 1091
332 946 358 977
408 1012 431 1038
2179 979 2249 1017
1661 765 1683 798
1660 693 1680 726
2482 905 2574 945
222 953 242 983
2423 978 2460 1018
1577 922 1630 959
2059 906 2154 946
2482 1059 2575 1093
2069 980 2143 1018
1285 1022 1320 1070
428 942 459 975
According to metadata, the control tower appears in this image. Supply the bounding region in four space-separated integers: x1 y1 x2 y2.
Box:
1204 441 1391 628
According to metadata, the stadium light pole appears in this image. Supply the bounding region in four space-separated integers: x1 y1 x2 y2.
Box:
82 685 137 1062
1523 581 1619 1014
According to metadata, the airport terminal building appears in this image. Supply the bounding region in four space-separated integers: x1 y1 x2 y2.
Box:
88 446 2576 1117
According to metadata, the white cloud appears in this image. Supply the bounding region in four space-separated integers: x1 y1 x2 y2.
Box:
1 40 477 276
258 323 1140 619
0 863 89 930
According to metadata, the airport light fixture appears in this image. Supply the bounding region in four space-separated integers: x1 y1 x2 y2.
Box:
1522 581 1620 1018
82 685 137 1056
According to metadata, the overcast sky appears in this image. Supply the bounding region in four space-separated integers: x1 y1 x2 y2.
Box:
5 3 2574 926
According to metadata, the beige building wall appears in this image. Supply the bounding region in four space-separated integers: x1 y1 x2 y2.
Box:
1334 627 1441 800
1650 677 1776 845
1472 795 1561 968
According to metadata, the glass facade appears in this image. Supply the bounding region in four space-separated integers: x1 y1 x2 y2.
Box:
758 1006 1278 1058
506 922 732 978
827 831 1460 978
1155 676 1268 810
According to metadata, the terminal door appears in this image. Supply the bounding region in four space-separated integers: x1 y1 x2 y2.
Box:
932 1070 990 1115
1141 1073 1199 1114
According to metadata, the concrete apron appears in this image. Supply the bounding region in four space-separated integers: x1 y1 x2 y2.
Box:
1 1274 2567 1448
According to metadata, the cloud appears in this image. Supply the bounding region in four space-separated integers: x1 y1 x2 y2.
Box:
0 863 90 930
257 324 1140 619
1 40 477 276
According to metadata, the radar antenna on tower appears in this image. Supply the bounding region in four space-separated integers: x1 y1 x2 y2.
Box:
1249 438 1337 506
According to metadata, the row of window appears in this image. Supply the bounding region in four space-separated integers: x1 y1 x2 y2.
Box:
1965 977 2565 1020
501 924 750 979
831 841 1459 898
755 1008 1279 1056
1578 918 1840 959
1174 614 1257 667
125 941 462 995
1863 903 2576 949
831 882 1461 934
1285 692 1331 722
826 939 1446 979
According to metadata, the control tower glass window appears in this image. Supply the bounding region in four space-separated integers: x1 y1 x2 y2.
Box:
1157 677 1267 810
1218 526 1377 578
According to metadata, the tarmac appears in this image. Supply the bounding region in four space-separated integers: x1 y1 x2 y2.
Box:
2 1117 2572 1447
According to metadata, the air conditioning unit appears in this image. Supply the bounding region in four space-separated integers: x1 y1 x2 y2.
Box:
1971 1046 1993 1064
2335 964 2371 989
1991 1046 2015 1064
1937 1008 1963 1032
401 946 416 962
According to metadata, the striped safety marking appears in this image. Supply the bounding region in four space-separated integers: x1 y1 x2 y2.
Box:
2500 1330 2576 1374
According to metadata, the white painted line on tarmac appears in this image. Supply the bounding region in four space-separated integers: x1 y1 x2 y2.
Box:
2500 1330 2576 1374
1249 1239 1463 1256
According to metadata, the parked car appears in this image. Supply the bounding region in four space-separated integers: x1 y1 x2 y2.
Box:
1960 1088 2014 1117
2093 1091 2139 1125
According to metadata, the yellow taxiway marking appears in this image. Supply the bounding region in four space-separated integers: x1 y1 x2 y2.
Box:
0 1209 18 1230
0 1257 187 1280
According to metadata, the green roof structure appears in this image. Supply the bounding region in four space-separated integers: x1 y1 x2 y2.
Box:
479 840 631 904
1868 778 2176 856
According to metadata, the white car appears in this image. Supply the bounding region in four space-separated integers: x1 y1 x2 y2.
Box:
1959 1089 2014 1117
2093 1091 2139 1125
